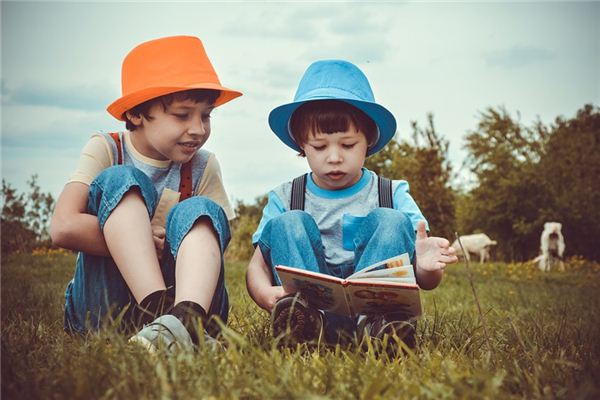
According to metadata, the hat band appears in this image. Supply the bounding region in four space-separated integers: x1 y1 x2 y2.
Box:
286 103 381 151
295 86 375 103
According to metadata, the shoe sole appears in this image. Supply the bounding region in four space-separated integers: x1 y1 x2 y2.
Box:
128 334 158 353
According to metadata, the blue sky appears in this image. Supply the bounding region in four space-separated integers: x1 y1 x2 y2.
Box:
1 1 598 204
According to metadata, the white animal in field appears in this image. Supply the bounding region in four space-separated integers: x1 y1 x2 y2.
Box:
451 233 498 263
536 222 565 272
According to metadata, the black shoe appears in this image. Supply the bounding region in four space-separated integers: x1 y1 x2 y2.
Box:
358 313 417 355
271 293 323 346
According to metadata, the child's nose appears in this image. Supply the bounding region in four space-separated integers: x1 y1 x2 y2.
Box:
188 119 207 136
327 148 342 163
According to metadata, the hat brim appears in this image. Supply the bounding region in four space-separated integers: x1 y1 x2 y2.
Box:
107 83 242 121
268 97 397 156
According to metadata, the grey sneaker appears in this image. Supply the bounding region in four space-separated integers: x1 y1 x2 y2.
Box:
198 332 224 352
129 314 194 354
271 293 323 346
187 318 225 352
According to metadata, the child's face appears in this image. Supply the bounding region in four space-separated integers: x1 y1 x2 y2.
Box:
128 99 214 163
300 125 368 190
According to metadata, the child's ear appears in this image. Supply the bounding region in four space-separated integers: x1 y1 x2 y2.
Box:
297 144 307 157
367 133 377 148
125 111 143 127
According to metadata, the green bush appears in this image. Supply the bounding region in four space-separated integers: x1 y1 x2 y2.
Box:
226 195 267 262
1 176 55 256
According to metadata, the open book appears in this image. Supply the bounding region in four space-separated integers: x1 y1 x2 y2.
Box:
275 253 421 318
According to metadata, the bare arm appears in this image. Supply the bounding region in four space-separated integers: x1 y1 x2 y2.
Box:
50 182 110 256
415 263 444 290
246 246 288 312
414 221 458 290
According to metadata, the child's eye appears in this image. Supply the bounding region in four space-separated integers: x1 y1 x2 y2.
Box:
311 145 326 151
173 113 189 120
202 114 212 121
342 143 357 149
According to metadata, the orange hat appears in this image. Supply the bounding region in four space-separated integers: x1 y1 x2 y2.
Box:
107 35 242 120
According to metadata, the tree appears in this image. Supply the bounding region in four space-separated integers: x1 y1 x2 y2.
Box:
460 107 549 260
24 175 55 243
537 104 600 260
366 113 456 239
459 104 600 261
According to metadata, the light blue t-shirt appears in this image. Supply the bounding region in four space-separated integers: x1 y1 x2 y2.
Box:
252 168 428 266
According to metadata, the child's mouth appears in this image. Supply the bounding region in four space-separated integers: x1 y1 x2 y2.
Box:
326 172 345 180
179 142 200 152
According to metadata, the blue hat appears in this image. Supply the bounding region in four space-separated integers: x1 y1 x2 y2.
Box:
268 59 397 156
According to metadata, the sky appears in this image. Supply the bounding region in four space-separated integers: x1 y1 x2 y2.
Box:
1 1 599 206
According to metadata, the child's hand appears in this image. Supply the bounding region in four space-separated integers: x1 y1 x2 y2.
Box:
151 225 166 260
415 221 458 272
260 286 290 312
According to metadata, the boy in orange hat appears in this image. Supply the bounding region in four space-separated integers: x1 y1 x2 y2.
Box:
51 36 242 352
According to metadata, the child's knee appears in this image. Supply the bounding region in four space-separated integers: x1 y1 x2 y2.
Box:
265 210 318 241
366 208 412 230
271 210 316 231
166 196 231 254
91 166 157 208
168 197 229 232
90 166 158 227
94 165 152 188
357 209 415 250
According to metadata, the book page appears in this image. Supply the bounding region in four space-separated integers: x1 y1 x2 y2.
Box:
275 266 352 315
348 253 411 279
346 281 422 317
352 265 415 283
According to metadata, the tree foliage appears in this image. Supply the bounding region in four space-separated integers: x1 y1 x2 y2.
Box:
537 104 600 260
366 113 456 239
458 107 548 260
458 104 600 261
1 175 55 256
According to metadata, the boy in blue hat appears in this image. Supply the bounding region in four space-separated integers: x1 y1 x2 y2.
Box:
246 59 458 349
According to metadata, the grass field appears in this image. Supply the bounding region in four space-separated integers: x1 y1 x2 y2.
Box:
2 250 600 399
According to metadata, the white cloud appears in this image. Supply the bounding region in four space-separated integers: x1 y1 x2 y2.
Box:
485 46 555 68
1 1 598 205
1 104 118 146
2 80 116 111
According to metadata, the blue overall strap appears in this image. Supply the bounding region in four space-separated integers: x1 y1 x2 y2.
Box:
290 174 307 210
378 176 393 208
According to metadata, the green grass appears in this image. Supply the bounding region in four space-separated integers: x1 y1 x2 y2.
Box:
2 252 600 399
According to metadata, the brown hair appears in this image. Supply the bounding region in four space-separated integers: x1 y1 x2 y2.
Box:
289 100 378 156
125 89 220 131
